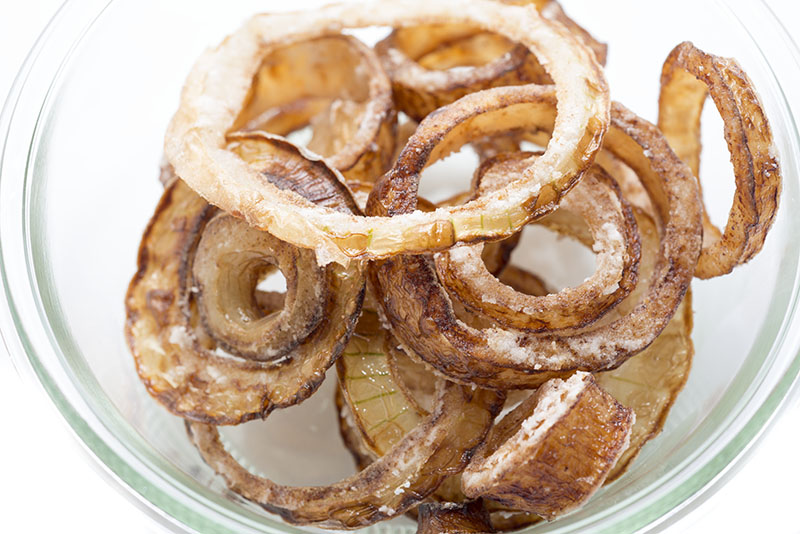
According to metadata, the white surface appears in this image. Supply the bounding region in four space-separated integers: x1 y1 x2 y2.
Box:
1 1 800 533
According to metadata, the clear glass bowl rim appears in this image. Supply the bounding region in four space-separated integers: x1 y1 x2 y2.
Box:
2 1 800 533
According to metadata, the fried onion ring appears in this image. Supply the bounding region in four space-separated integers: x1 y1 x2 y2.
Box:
461 372 633 520
658 41 781 278
436 155 640 333
186 380 502 529
376 0 606 122
232 35 396 185
165 0 609 264
370 98 702 389
192 213 329 361
125 139 365 423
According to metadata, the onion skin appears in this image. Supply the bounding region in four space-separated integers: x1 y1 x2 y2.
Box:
658 42 781 279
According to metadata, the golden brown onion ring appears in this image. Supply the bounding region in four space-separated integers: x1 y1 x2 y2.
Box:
125 140 365 424
417 501 495 534
658 41 781 279
369 98 702 389
461 372 633 520
232 35 396 185
436 157 640 333
376 25 549 122
165 0 609 265
376 0 606 122
186 381 502 529
192 213 328 361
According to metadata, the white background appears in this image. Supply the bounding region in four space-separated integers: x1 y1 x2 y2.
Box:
2 1 800 533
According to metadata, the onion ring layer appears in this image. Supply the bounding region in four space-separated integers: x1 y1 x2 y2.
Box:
232 35 396 185
193 212 328 361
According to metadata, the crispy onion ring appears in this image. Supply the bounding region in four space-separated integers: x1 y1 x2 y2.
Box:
192 212 328 361
369 97 702 389
376 24 549 123
186 380 502 529
232 35 396 185
461 372 633 520
376 0 606 122
658 42 781 279
436 155 640 333
125 138 365 424
165 0 609 264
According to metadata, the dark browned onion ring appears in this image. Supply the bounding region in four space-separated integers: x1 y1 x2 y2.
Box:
233 35 396 185
186 382 502 529
417 501 495 534
436 156 640 333
192 213 328 361
461 373 633 520
125 137 365 424
368 96 702 389
658 41 781 279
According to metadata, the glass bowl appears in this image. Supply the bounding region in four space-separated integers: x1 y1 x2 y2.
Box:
2 1 800 533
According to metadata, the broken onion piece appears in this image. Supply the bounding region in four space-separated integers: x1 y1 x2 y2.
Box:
658 42 781 279
165 0 609 264
462 372 634 520
417 501 495 534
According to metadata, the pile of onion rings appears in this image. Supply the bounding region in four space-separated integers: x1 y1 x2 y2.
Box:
125 0 781 531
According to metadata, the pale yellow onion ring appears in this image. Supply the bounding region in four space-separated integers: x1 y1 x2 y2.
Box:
165 0 609 265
